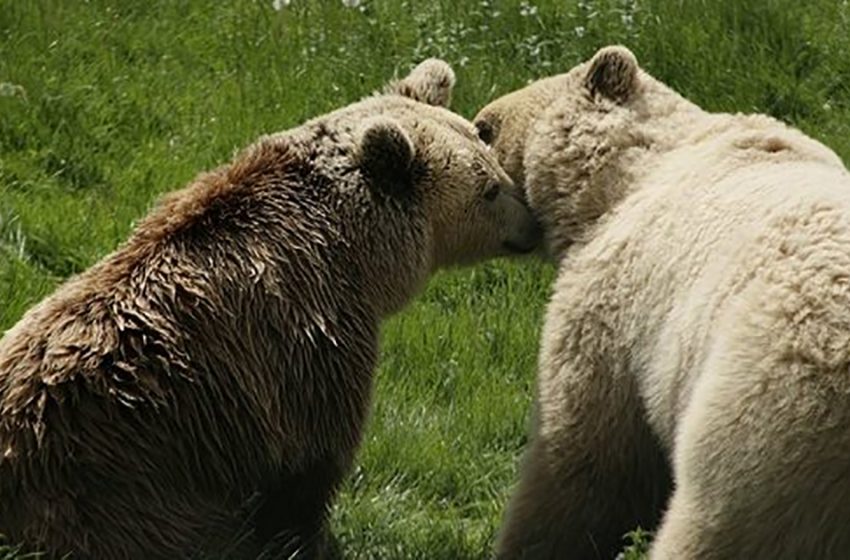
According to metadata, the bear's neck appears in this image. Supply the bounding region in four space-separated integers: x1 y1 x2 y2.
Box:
527 132 646 261
103 135 430 333
531 102 708 262
336 199 431 318
285 138 431 319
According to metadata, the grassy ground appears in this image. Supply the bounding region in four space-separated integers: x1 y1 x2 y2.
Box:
2 0 850 558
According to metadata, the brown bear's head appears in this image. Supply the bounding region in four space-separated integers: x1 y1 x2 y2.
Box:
355 59 542 271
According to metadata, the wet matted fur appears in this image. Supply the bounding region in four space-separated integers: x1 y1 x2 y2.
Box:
0 60 540 559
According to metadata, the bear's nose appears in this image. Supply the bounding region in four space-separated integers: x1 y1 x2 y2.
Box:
503 220 542 254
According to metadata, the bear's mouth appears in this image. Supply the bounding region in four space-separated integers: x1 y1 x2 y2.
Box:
502 239 538 255
503 217 544 255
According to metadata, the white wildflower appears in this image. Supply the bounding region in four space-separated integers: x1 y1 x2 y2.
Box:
272 0 290 11
0 82 26 100
519 1 538 17
342 0 361 7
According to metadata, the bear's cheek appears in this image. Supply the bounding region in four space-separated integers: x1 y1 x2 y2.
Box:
520 154 549 214
490 141 525 190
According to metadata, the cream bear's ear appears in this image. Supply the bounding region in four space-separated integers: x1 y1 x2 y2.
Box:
357 117 415 197
584 46 639 103
385 58 456 108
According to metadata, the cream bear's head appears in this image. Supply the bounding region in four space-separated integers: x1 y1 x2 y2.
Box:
474 46 699 259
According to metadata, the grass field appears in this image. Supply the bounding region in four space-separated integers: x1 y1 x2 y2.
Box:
2 0 850 558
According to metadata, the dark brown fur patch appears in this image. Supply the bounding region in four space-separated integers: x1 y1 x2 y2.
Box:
585 47 639 103
0 127 422 558
134 138 300 246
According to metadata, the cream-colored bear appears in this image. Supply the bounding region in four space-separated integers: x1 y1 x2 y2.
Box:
475 46 850 560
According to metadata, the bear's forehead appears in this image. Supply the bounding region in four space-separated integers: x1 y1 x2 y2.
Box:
475 70 582 132
314 95 478 140
440 117 479 142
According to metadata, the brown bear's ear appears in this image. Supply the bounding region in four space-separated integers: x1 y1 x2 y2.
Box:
385 58 456 108
584 46 639 103
357 117 416 197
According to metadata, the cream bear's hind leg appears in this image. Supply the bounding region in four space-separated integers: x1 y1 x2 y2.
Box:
496 354 670 560
650 332 850 560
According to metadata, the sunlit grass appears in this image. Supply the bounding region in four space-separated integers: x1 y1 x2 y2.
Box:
2 0 849 558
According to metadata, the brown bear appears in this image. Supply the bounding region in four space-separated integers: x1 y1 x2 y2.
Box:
475 45 850 559
0 59 541 559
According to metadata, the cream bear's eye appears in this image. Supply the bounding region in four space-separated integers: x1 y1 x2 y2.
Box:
476 121 494 145
483 181 500 202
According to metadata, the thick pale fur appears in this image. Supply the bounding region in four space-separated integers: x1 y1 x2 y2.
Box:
382 58 456 108
0 60 540 560
475 45 850 559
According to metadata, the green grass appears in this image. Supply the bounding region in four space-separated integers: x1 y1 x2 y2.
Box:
2 0 850 558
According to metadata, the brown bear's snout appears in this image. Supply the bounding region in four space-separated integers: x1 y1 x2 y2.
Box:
503 199 543 255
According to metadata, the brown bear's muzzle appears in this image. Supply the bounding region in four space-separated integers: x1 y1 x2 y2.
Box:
503 209 543 255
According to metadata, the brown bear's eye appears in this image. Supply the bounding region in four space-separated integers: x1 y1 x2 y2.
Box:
476 121 494 145
483 181 500 202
